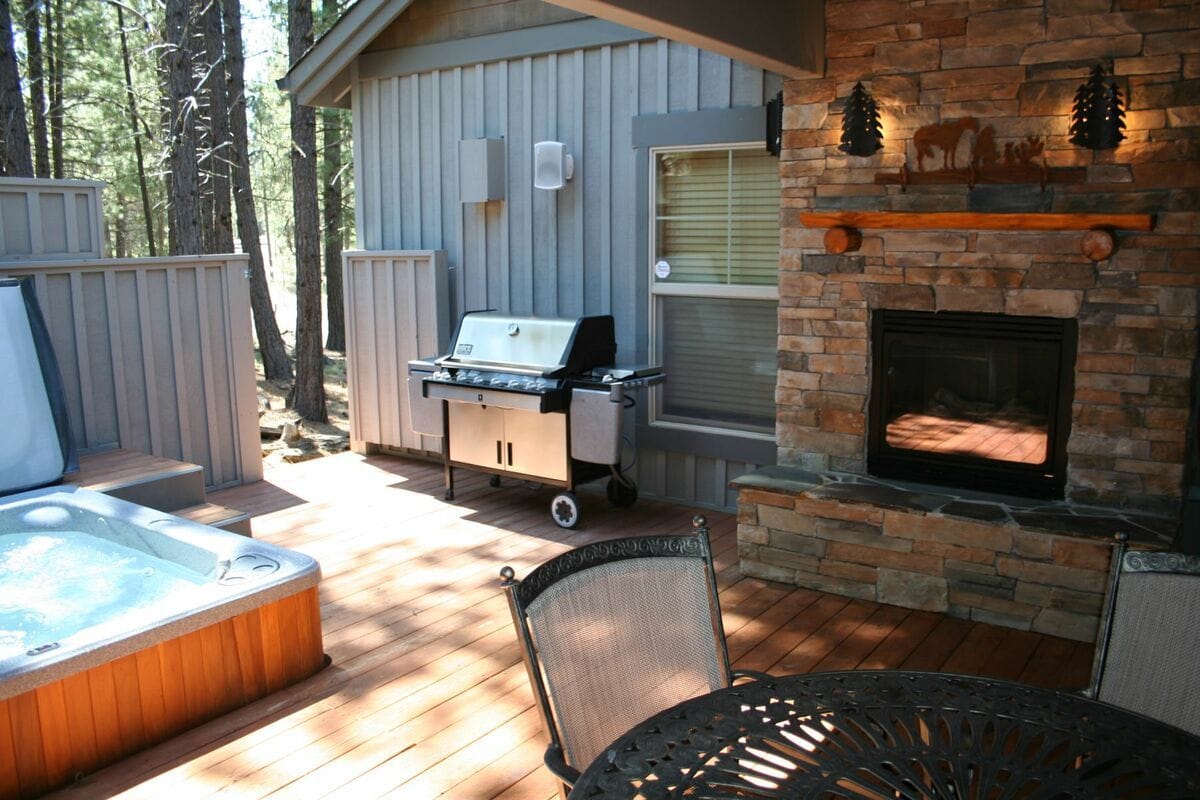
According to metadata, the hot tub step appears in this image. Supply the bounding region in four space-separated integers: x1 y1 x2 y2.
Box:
68 449 207 511
175 502 253 537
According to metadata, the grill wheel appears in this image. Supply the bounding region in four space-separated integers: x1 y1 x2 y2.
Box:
551 492 580 529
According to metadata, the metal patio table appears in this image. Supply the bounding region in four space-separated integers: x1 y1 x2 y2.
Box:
568 670 1200 799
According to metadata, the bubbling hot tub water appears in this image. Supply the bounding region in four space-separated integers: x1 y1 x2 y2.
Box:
0 529 208 660
0 486 325 797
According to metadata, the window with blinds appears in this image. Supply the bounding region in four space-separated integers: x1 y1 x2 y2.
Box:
651 146 779 435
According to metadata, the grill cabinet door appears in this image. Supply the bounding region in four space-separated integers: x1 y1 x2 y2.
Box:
447 403 505 469
503 409 568 481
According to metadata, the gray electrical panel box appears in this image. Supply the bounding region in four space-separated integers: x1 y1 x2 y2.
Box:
459 138 506 202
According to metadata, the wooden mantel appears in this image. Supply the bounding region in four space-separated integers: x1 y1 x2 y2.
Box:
801 212 1155 260
799 211 1155 232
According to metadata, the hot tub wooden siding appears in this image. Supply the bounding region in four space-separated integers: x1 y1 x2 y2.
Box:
0 586 324 799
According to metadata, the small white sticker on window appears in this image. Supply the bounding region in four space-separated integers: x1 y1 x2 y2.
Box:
654 260 671 279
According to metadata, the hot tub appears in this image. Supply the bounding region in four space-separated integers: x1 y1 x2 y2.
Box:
0 486 324 798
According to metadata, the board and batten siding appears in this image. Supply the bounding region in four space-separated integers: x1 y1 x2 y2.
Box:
343 250 449 454
0 178 105 262
0 256 262 490
350 38 779 509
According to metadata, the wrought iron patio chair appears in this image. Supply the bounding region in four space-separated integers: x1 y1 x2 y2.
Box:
500 516 765 796
1088 534 1200 736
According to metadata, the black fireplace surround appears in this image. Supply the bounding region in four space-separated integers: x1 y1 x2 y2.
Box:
868 310 1077 498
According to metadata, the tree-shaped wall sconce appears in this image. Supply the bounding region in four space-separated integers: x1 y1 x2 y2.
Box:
1070 64 1126 150
839 82 883 157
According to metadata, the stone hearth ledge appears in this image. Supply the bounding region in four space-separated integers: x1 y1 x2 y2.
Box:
731 466 1176 642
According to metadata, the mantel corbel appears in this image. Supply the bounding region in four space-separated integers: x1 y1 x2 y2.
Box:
799 212 1155 262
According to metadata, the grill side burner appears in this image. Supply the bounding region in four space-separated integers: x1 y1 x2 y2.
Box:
407 311 664 528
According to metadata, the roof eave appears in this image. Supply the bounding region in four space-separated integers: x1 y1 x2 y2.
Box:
544 0 824 78
278 0 411 107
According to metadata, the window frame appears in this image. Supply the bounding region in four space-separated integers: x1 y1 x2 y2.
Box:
647 142 779 441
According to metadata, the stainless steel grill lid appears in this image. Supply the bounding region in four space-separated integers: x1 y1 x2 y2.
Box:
437 312 616 377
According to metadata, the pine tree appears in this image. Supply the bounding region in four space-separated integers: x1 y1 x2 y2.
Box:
1070 65 1125 150
116 3 158 255
164 0 202 254
839 82 882 157
24 0 48 177
287 0 327 422
224 0 293 382
0 0 33 176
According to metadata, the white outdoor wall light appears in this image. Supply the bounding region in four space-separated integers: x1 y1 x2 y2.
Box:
533 141 574 190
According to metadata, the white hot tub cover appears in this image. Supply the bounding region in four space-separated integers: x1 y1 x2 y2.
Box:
0 278 77 494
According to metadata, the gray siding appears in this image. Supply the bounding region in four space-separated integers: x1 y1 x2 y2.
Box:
343 250 449 453
352 38 779 509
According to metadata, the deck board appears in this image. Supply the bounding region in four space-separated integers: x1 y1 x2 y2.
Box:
45 452 1095 800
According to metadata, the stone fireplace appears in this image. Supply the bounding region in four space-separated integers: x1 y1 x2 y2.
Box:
868 309 1077 498
735 0 1198 643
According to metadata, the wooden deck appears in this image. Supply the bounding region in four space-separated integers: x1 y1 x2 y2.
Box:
47 452 1094 800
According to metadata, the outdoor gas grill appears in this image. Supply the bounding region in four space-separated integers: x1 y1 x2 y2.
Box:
407 311 664 528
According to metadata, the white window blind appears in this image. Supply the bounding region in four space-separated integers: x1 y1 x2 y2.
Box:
660 296 777 430
655 149 779 286
651 146 779 435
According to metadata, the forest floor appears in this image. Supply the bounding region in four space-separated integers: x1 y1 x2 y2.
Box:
256 349 353 468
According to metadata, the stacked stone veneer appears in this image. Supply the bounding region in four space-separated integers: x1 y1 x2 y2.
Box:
738 483 1115 641
737 0 1199 641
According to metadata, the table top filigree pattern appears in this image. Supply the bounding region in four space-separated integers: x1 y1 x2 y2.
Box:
569 671 1200 800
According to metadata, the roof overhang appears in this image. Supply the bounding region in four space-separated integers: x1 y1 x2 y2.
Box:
543 0 823 78
277 0 415 108
280 0 824 108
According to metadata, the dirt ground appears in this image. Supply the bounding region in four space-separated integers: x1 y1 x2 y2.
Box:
256 349 352 467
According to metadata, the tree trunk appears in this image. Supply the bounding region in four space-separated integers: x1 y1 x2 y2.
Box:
206 0 233 253
224 0 292 381
156 28 176 256
0 0 33 177
322 107 345 351
287 0 326 422
164 0 202 254
113 194 128 258
197 1 214 253
320 0 345 351
116 3 157 256
48 0 62 178
23 0 48 177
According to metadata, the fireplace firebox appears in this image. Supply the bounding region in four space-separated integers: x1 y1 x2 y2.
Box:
868 310 1076 498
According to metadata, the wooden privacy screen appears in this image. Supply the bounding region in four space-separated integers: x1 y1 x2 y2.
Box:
342 250 449 454
0 256 262 489
0 587 324 800
0 179 104 263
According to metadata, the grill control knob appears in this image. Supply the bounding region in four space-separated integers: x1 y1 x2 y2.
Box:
507 323 520 336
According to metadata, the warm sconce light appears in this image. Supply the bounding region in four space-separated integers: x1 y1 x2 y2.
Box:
1070 64 1126 150
839 82 883 157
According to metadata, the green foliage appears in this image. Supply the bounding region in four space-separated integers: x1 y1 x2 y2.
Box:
247 34 295 280
13 0 167 255
247 0 353 287
9 0 352 278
